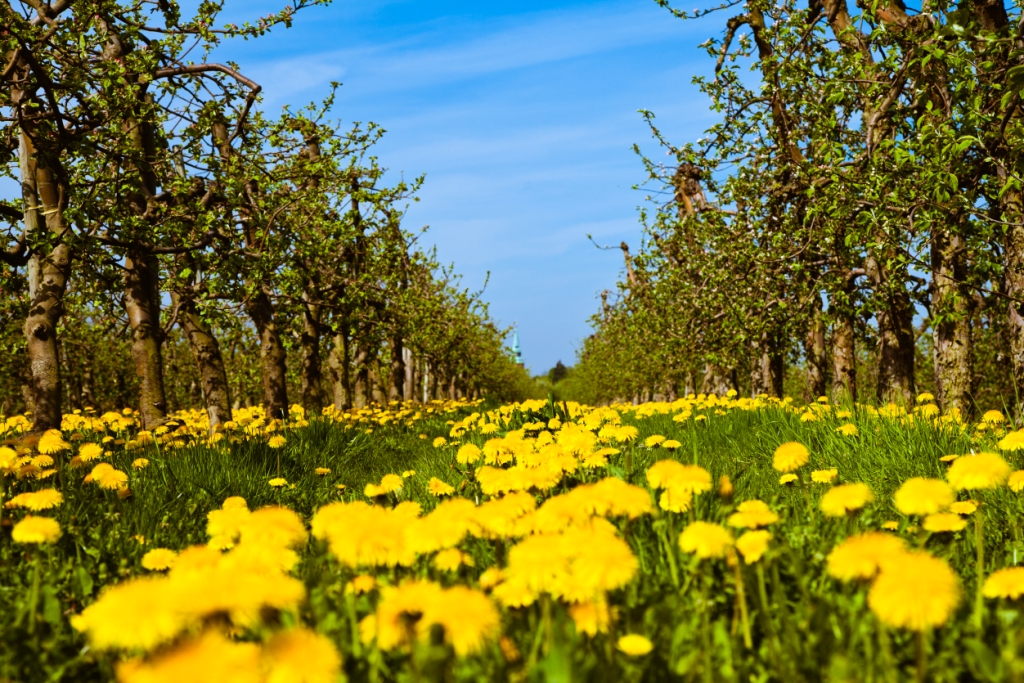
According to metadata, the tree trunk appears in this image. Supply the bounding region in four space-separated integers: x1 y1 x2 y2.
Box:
831 310 857 403
866 253 916 404
932 228 974 417
300 287 324 414
21 133 70 432
125 251 168 428
353 344 370 409
1001 185 1024 419
328 327 352 410
173 291 232 430
245 290 289 419
751 334 785 398
701 363 735 396
805 305 828 401
389 336 405 402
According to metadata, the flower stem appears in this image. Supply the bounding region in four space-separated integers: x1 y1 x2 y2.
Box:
973 502 985 631
731 553 752 649
916 630 927 683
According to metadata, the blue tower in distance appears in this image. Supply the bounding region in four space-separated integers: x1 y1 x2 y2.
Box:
511 327 524 367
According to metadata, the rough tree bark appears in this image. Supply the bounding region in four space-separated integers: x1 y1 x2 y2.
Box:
300 282 325 414
173 291 233 431
866 253 917 403
932 227 974 416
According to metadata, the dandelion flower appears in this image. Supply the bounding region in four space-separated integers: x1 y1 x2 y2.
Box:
779 473 797 485
428 477 455 497
141 548 178 571
773 442 809 473
922 512 967 533
727 500 778 529
434 548 474 572
661 439 681 450
132 458 149 470
268 435 286 448
379 474 403 493
12 515 61 544
315 467 331 476
827 532 907 581
78 442 104 462
998 429 1024 452
868 551 959 630
457 444 482 465
946 452 1011 490
1009 471 1024 493
894 478 955 516
268 477 288 488
949 500 978 515
37 429 70 454
644 435 666 448
5 488 63 511
349 575 376 594
735 530 771 564
679 521 733 559
811 468 838 484
262 627 342 683
983 567 1024 600
836 424 858 437
90 463 129 490
820 483 873 517
916 392 935 404
617 634 653 656
432 437 447 448
718 475 734 499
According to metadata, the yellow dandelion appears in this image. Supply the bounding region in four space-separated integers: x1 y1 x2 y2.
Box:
949 500 978 515
773 442 809 473
428 477 455 497
262 627 341 683
727 500 778 529
922 512 967 533
1010 471 1024 492
37 429 70 454
661 439 681 450
432 437 447 448
617 634 653 656
268 435 287 448
679 521 733 559
315 467 331 476
644 435 666 448
983 567 1024 600
827 532 907 581
868 551 959 630
946 452 1011 490
894 478 955 516
269 477 288 488
735 530 771 564
836 424 858 437
820 483 873 517
132 458 149 470
779 473 798 485
998 429 1024 452
811 468 838 484
4 488 63 511
457 444 482 465
141 548 178 571
12 515 61 544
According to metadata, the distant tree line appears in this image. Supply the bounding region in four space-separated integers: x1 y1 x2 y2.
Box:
574 0 1024 415
0 0 529 429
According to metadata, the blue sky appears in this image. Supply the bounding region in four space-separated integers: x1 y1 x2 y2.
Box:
0 1 720 373
209 0 719 373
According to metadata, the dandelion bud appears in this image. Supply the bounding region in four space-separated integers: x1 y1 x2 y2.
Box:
718 475 734 501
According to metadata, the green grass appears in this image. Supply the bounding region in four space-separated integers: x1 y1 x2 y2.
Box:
2 400 1023 682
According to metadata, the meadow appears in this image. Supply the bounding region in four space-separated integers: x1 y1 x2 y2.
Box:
3 394 1024 682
